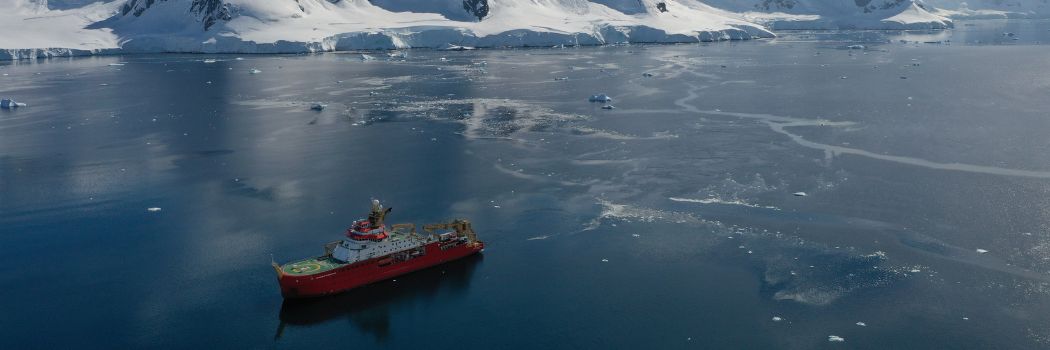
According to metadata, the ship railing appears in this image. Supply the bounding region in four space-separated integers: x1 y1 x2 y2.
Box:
391 223 419 238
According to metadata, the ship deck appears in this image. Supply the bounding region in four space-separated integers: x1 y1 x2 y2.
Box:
281 256 346 276
280 229 421 277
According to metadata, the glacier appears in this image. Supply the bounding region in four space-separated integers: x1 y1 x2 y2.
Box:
0 0 963 60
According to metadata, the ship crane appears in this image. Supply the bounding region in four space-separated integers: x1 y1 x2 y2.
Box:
423 219 479 244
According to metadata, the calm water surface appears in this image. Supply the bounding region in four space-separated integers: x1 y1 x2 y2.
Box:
2 20 1050 349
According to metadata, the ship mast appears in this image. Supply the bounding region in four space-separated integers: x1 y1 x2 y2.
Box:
367 199 392 229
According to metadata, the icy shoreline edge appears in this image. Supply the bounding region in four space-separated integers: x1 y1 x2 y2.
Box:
2 25 774 61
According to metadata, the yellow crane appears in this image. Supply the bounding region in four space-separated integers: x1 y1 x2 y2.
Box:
423 219 479 243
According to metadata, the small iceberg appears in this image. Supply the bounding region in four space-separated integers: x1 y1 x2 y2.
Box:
249 68 262 74
1 99 27 108
360 54 376 61
310 103 327 111
203 59 217 64
588 94 613 103
107 63 125 66
147 207 162 212
856 321 867 327
642 72 654 77
601 105 616 110
793 192 807 197
438 43 475 51
828 335 845 342
846 44 866 50
772 316 783 322
554 76 568 81
976 248 989 254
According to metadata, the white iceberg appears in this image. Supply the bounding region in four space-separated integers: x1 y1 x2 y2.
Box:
0 99 27 108
437 44 476 51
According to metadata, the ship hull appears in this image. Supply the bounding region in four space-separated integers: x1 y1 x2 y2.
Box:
277 241 483 299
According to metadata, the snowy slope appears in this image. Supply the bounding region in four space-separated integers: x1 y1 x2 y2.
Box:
704 0 953 29
0 0 121 59
925 0 1050 18
63 0 776 55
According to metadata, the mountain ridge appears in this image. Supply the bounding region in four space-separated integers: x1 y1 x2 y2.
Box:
2 0 953 60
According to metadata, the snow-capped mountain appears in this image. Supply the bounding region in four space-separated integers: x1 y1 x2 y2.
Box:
703 0 953 29
924 0 1050 18
1 0 954 60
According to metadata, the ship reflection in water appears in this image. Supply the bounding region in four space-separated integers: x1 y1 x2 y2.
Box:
274 254 483 342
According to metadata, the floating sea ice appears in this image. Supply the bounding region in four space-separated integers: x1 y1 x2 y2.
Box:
846 44 865 50
632 234 641 237
107 63 125 66
554 76 568 81
976 249 989 254
360 54 376 61
588 94 613 103
203 59 217 64
438 43 475 51
0 99 27 109
828 335 845 342
235 57 244 60
793 192 807 197
856 322 867 327
642 72 654 77
772 316 783 322
147 207 162 212
601 258 609 262
249 68 262 74
601 105 616 110
310 103 326 111
910 269 921 273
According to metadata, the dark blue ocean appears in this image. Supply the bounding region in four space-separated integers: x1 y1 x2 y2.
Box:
3 19 1050 349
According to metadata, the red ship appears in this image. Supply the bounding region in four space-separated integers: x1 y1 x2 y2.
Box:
273 200 485 298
